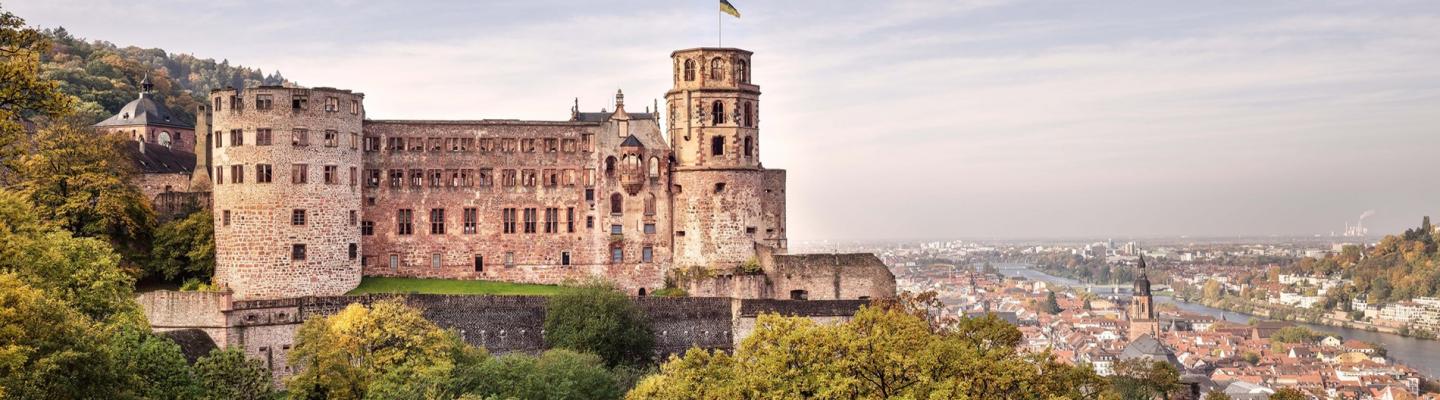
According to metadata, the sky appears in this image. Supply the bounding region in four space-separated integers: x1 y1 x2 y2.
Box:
11 0 1440 241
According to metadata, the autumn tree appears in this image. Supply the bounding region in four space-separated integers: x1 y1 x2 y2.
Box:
1269 388 1307 400
104 325 202 399
151 208 216 282
0 189 139 323
193 349 277 400
1106 359 1181 400
545 280 654 367
454 349 622 400
1203 390 1233 400
0 273 123 399
0 7 72 183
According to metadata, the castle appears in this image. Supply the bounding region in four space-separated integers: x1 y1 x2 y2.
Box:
121 46 896 378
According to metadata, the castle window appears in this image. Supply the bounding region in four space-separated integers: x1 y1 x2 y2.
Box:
676 230 685 237
522 169 538 187
611 247 623 263
458 169 472 187
256 94 273 110
746 227 756 234
743 102 753 127
349 167 357 186
501 138 517 152
349 210 357 226
610 193 623 216
642 247 653 263
736 59 748 83
790 290 809 301
349 243 357 260
396 209 414 235
292 209 306 226
645 223 656 235
479 138 494 152
427 137 443 152
214 166 223 185
563 169 576 186
364 137 380 152
711 101 725 125
463 208 477 234
324 130 339 147
562 252 571 266
231 165 244 184
349 132 359 150
430 208 445 234
257 164 273 183
610 224 623 235
292 164 309 184
605 157 617 177
257 129 273 145
545 138 558 153
324 96 339 112
390 255 399 271
505 252 515 267
521 138 537 153
431 253 442 269
478 168 494 186
229 95 242 111
644 194 656 216
408 137 425 152
350 99 360 114
683 59 696 81
562 139 577 152
474 255 484 272
502 208 517 234
292 95 308 110
410 169 424 188
387 169 403 188
711 135 725 156
710 57 724 80
586 216 594 229
324 165 338 185
648 157 660 180
585 189 594 202
214 96 222 111
361 221 374 236
460 138 474 152
428 169 443 187
386 137 403 152
157 132 171 147
292 129 309 146
566 207 575 233
743 136 753 157
291 244 307 261
214 131 222 148
523 208 537 234
222 210 231 226
714 182 725 193
544 207 559 233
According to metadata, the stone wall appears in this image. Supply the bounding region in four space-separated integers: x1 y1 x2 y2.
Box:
210 86 366 300
768 253 897 300
137 291 232 345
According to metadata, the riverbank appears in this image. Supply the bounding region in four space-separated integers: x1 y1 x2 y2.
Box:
1182 294 1407 336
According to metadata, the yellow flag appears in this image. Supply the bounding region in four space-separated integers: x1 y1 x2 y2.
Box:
720 0 741 18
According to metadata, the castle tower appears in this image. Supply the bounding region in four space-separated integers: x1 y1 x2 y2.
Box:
209 86 365 300
666 48 786 270
1128 255 1160 340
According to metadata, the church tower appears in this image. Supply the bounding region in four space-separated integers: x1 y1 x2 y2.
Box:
666 48 787 270
1128 255 1160 340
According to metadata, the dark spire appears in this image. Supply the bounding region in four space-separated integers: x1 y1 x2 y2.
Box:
1134 253 1152 297
140 73 154 94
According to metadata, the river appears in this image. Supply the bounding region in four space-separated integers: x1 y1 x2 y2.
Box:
994 263 1440 378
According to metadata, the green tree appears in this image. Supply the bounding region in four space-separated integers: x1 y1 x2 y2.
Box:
104 325 201 399
0 273 122 399
456 349 622 400
1269 388 1306 400
286 299 483 400
15 119 156 273
194 348 277 400
0 189 139 323
0 7 72 182
1203 390 1233 400
1106 359 1180 400
150 209 216 281
544 280 654 367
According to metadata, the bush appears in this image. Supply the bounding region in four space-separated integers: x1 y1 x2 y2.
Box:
193 348 275 400
457 349 621 400
544 280 654 367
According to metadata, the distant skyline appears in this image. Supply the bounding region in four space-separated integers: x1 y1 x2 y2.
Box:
12 0 1440 240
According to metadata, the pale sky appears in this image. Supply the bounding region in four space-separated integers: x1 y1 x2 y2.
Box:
12 0 1440 241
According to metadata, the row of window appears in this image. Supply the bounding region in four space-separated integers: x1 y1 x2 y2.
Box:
214 164 356 186
283 242 359 262
214 128 359 149
681 57 748 83
371 207 656 236
367 168 603 189
366 135 594 154
220 209 360 228
215 93 359 114
366 245 655 272
689 100 755 128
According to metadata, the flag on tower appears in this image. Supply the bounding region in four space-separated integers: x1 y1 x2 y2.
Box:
720 0 741 18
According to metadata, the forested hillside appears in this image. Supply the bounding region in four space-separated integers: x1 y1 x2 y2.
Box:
38 27 287 125
1292 217 1440 308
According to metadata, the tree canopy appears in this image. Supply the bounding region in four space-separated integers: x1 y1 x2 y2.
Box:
544 280 655 367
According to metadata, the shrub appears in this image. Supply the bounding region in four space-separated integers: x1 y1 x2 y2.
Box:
544 280 654 367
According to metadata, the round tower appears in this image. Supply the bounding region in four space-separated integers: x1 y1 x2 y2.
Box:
209 86 365 300
666 48 786 270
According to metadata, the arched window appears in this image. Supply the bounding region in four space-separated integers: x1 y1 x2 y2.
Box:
610 193 623 215
736 59 748 83
683 59 695 81
711 135 725 156
648 157 660 179
710 58 724 80
644 193 656 216
158 131 172 147
605 156 617 177
743 102 753 127
711 100 724 125
743 137 753 157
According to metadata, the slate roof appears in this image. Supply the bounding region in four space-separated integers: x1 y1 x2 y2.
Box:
572 112 656 122
1121 333 1181 368
120 141 196 174
619 134 646 148
94 93 192 129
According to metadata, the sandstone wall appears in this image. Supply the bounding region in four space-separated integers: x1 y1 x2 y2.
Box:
769 253 897 300
210 86 365 300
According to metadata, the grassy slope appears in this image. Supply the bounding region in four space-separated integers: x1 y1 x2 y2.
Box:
346 277 570 296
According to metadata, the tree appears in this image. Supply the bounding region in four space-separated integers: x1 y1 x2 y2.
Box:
150 209 216 281
1106 359 1180 400
0 273 123 399
286 299 482 400
0 7 73 182
0 189 139 323
1203 390 1233 400
194 349 276 400
456 349 622 400
1269 388 1306 400
104 325 201 399
544 280 654 367
1041 290 1063 314
14 119 156 273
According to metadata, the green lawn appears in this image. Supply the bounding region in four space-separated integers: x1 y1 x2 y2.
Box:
347 277 572 296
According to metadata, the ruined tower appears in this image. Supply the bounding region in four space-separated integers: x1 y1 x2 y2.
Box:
666 48 787 270
209 87 366 300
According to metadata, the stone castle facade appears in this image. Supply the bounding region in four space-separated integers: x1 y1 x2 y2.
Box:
192 47 894 301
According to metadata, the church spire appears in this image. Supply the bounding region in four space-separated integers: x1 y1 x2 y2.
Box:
140 73 154 95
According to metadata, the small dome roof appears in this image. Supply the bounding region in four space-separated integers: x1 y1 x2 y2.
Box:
93 93 192 129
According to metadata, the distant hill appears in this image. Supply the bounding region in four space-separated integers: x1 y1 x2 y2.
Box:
38 27 289 125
